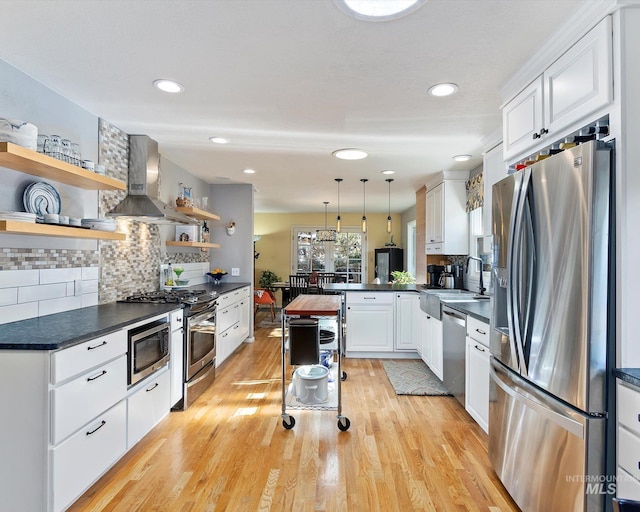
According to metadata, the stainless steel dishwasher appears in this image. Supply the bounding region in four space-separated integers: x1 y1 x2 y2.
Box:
442 304 466 406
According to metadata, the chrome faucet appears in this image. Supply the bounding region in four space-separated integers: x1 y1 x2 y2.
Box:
466 256 486 295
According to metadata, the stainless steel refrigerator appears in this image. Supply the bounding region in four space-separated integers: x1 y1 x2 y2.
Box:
489 140 615 512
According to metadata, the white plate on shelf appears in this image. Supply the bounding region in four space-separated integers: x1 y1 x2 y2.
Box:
23 182 61 220
0 211 37 223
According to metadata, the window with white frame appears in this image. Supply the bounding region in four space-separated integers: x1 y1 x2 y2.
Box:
291 226 366 283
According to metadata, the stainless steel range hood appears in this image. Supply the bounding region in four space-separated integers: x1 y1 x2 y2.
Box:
108 135 196 224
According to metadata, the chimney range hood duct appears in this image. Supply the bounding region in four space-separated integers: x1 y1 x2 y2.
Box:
107 135 196 225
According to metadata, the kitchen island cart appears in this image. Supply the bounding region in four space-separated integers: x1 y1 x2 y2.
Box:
281 294 349 431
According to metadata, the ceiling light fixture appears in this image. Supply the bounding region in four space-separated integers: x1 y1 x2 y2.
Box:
381 170 395 175
316 202 337 242
209 137 228 144
335 0 426 21
335 178 343 233
153 79 184 93
386 178 394 234
428 82 458 97
332 148 368 160
243 168 256 174
361 178 368 234
452 154 472 162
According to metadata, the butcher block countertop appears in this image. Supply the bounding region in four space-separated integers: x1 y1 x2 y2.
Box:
284 294 342 316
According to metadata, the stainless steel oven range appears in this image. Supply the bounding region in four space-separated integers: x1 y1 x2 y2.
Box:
120 288 218 408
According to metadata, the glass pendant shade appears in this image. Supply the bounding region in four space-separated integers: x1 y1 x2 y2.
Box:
335 178 343 233
386 178 394 234
361 178 368 234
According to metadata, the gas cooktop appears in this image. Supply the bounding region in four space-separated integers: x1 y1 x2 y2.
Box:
120 289 217 305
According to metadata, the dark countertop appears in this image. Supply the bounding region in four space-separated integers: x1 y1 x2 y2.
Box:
440 300 492 323
323 283 422 292
614 368 640 389
0 302 183 351
195 281 251 295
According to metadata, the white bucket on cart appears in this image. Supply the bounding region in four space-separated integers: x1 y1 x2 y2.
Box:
293 365 329 404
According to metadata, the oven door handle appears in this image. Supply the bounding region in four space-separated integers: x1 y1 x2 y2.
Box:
130 322 169 343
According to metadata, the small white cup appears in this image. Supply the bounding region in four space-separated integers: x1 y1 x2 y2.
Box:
58 215 69 225
82 160 95 171
43 213 59 224
94 164 105 175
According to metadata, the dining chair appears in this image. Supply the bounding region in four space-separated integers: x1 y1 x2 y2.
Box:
317 273 336 294
254 288 276 322
289 274 310 301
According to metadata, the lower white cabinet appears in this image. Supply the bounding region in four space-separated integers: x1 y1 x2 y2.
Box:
170 309 184 408
465 317 490 433
420 311 443 380
617 381 640 500
127 367 170 449
51 401 127 512
345 292 394 353
395 293 419 351
216 286 251 367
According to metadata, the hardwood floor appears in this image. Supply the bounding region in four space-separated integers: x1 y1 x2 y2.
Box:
69 313 519 512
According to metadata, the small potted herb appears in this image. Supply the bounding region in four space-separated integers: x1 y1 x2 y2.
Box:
259 270 282 291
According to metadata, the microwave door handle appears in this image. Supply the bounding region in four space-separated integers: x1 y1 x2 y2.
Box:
130 322 169 343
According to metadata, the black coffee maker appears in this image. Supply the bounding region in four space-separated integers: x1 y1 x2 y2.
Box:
426 264 444 288
451 264 464 289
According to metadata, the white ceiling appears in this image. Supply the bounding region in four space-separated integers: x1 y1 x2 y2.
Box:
0 0 585 214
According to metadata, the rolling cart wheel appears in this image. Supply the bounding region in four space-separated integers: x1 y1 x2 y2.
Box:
282 416 296 429
337 417 350 431
341 371 347 381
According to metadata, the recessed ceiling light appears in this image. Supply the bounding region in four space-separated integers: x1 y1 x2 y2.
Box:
209 137 228 144
332 148 368 160
453 154 472 162
428 83 458 97
381 170 396 175
243 169 256 174
335 0 426 21
153 79 184 93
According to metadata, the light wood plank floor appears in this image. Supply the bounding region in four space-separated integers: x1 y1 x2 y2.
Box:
69 312 519 512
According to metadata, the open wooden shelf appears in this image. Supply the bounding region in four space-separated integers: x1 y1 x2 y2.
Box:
0 142 126 191
0 220 126 240
165 240 221 249
174 206 221 221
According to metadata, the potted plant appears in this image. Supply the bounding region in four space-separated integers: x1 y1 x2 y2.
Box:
391 270 416 284
259 270 281 290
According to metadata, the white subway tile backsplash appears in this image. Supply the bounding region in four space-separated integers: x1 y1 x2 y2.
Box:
0 302 39 325
0 288 18 307
39 296 82 317
66 282 75 296
19 283 68 303
40 267 83 284
74 279 98 296
0 269 39 288
81 293 99 307
82 266 99 281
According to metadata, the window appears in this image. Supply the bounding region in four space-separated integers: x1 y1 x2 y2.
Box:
407 220 416 278
291 226 366 283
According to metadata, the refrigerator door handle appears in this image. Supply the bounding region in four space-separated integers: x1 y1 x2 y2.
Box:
491 363 584 439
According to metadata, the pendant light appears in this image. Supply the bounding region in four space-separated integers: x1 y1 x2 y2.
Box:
316 201 337 242
386 178 394 234
335 178 343 233
360 178 368 233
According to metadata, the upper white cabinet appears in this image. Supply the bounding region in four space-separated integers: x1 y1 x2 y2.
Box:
503 16 613 161
425 179 468 255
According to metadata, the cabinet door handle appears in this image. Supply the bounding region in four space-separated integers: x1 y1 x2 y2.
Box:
474 344 486 352
87 370 107 382
363 297 376 300
87 341 107 350
532 127 549 139
475 328 486 335
86 420 106 436
146 382 159 392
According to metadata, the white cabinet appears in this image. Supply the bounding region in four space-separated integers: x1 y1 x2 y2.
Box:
425 180 468 255
216 286 251 367
482 142 506 236
345 292 394 353
395 292 419 351
465 316 490 433
419 309 443 380
127 367 170 449
503 16 613 161
169 309 184 408
617 381 640 500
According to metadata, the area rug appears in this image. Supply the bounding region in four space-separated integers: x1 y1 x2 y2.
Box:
258 312 282 328
381 359 451 396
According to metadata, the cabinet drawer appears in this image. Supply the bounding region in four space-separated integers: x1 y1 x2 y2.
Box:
127 368 170 449
426 243 443 254
51 330 126 384
51 355 127 445
617 467 640 501
218 303 241 333
466 316 489 347
51 400 126 512
618 383 640 436
619 427 640 481
346 292 394 305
